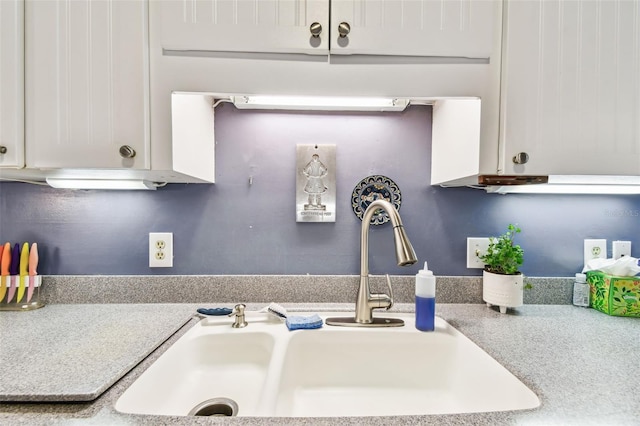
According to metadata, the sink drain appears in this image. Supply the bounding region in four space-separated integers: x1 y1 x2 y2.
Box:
188 397 239 417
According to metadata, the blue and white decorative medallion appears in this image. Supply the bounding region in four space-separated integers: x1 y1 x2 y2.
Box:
351 175 402 226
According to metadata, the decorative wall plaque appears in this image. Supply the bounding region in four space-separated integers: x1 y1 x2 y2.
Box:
351 175 402 225
296 144 336 222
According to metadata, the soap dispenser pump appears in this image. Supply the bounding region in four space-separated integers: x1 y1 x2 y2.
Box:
415 261 436 331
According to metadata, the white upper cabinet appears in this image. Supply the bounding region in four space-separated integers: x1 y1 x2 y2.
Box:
156 0 330 54
330 0 495 58
154 0 495 58
0 0 24 168
25 0 150 169
150 0 502 186
500 0 640 176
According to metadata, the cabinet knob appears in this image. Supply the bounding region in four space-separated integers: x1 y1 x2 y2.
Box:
338 22 351 38
512 152 529 165
310 22 322 37
0 146 6 154
119 145 136 159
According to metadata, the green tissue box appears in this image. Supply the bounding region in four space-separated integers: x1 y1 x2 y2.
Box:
586 271 640 317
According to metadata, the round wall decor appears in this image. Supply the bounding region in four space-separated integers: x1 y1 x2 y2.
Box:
351 175 402 226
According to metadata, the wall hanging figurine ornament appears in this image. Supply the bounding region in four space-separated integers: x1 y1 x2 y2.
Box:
296 144 336 222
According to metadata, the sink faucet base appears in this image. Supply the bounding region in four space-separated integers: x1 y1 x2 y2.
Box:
324 316 404 327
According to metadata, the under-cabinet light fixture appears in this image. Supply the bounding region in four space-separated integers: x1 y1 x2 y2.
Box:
485 175 640 195
231 95 409 112
46 178 157 190
486 185 640 195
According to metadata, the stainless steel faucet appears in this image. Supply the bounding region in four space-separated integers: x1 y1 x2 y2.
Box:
326 199 417 327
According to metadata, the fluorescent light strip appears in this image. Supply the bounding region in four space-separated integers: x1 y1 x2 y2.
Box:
486 184 640 195
548 175 640 185
46 178 157 190
485 175 640 194
232 95 409 111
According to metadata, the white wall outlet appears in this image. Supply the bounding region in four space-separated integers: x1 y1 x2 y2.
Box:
612 241 632 259
584 239 606 266
467 237 491 268
149 232 173 268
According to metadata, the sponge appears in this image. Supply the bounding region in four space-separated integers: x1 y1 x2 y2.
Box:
196 307 233 316
285 314 323 331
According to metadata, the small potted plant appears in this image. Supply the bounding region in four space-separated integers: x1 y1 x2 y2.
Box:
478 224 524 314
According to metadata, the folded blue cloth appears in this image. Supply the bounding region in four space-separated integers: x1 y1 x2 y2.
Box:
285 314 323 331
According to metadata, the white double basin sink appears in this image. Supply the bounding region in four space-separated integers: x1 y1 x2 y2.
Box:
115 312 540 418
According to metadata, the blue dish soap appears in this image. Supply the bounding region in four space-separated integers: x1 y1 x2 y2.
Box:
415 261 436 331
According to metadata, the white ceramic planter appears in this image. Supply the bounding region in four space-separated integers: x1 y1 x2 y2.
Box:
482 270 524 314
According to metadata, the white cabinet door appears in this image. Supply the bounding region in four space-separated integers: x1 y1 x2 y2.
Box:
153 0 495 58
25 0 150 169
153 0 329 55
0 0 24 168
330 0 496 58
501 0 640 175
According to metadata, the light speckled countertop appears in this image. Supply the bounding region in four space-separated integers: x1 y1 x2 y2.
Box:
1 302 639 425
0 304 196 402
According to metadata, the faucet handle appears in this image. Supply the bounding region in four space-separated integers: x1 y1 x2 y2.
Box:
384 274 394 310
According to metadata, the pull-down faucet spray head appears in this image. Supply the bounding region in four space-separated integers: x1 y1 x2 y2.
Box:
392 224 417 266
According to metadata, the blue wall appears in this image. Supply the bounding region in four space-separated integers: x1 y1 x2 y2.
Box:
1 104 640 277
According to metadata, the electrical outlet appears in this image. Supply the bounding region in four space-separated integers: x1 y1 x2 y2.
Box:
584 239 606 266
467 237 491 268
149 232 173 267
612 240 631 259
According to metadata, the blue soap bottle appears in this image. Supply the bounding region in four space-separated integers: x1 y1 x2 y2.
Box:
415 261 436 331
